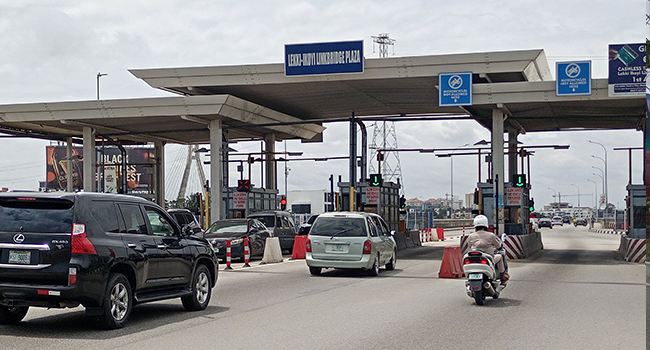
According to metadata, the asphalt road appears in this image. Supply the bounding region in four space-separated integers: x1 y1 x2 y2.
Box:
0 225 645 350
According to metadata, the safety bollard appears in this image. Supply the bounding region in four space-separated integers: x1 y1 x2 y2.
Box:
243 237 251 267
225 239 233 270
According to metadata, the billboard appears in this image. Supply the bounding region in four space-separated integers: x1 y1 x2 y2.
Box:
285 40 364 76
46 146 155 194
608 43 645 97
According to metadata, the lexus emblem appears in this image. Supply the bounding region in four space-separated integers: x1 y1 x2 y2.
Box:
13 234 25 244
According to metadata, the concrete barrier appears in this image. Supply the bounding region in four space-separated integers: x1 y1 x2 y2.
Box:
618 235 646 263
261 237 284 264
393 231 408 250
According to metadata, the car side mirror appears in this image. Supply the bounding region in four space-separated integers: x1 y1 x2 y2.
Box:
389 230 395 237
182 225 193 237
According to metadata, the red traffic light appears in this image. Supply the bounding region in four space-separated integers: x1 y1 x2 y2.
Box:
280 195 287 210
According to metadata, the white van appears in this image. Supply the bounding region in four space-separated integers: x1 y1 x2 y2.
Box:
551 216 563 226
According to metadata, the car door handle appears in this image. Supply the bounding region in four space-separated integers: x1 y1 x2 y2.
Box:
157 244 166 249
127 243 146 253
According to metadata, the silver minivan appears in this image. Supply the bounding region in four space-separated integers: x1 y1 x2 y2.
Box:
306 212 397 276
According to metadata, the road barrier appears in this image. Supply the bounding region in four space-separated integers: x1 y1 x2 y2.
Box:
291 235 308 259
503 235 524 259
261 237 283 264
225 239 233 270
618 235 646 263
438 246 465 278
243 237 251 267
436 227 445 241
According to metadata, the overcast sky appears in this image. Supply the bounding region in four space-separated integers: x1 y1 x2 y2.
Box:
0 1 644 210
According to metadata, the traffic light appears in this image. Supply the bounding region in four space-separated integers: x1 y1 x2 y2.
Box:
237 179 251 192
512 174 526 187
280 195 287 210
529 198 535 212
399 195 406 209
369 174 382 187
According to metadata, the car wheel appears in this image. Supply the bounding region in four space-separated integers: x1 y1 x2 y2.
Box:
99 273 132 329
309 267 322 275
182 264 212 311
367 254 379 276
0 305 28 324
385 250 396 271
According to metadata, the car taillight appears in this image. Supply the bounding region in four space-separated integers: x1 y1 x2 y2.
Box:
362 240 372 254
71 223 96 254
305 238 312 253
68 267 77 285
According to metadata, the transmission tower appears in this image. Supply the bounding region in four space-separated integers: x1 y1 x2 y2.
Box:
369 34 403 194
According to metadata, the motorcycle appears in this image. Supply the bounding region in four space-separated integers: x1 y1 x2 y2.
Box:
462 248 507 305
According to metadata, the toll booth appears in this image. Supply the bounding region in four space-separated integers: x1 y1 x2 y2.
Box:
476 182 531 234
338 181 400 232
222 188 279 219
626 184 646 238
503 183 531 235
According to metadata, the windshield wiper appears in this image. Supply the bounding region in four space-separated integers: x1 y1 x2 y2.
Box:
330 228 353 239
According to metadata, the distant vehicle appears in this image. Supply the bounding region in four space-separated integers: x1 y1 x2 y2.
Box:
538 218 552 228
552 216 564 226
297 214 319 236
205 218 271 262
306 212 396 276
168 208 204 237
574 218 587 226
248 211 297 253
562 216 571 224
0 192 218 329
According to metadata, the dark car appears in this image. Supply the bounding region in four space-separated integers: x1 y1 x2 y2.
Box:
168 208 205 237
248 211 297 253
297 214 319 236
205 219 271 262
0 192 218 329
574 218 587 226
538 218 553 228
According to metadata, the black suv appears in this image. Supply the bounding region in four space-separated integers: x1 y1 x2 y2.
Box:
0 192 218 329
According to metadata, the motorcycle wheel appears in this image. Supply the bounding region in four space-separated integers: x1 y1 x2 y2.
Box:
473 291 486 305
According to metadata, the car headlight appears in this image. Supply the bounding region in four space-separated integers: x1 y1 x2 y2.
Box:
231 238 244 245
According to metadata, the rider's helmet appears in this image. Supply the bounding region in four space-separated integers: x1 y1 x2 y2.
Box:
473 215 489 229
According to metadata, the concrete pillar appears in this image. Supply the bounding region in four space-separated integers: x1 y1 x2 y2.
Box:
349 114 357 211
491 109 505 234
66 137 74 192
265 134 276 190
82 127 96 192
154 141 166 205
209 119 223 224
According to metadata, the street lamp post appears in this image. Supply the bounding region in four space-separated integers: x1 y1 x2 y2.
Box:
96 72 107 100
592 172 604 208
588 140 608 207
548 187 557 209
587 179 597 209
570 183 580 207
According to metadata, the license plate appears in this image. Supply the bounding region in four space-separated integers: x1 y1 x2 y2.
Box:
468 273 483 280
8 250 31 265
327 244 345 252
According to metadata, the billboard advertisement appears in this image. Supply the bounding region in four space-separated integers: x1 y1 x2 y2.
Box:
608 43 645 97
46 146 155 194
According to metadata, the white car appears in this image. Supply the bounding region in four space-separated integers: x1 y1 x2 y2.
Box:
551 216 563 226
306 212 397 276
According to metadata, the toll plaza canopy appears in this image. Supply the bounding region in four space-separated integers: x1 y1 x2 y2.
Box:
0 48 644 222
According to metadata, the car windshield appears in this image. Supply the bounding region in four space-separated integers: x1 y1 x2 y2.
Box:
206 221 248 236
251 216 275 228
309 217 366 237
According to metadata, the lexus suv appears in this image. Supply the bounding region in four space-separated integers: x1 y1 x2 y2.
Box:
0 192 218 329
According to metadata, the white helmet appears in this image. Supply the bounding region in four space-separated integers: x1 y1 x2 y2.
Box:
473 215 489 228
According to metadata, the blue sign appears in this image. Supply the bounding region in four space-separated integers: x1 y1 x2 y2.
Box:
608 43 645 97
285 40 363 76
556 61 591 96
439 72 472 106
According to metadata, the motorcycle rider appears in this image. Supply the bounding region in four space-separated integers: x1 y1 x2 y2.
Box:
467 215 509 285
